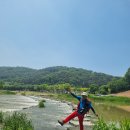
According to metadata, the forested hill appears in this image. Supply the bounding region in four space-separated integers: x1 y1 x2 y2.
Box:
0 66 119 87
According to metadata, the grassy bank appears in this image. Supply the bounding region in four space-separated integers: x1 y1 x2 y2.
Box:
0 90 130 106
15 91 130 106
40 92 130 106
50 93 130 106
90 94 130 106
93 118 130 130
0 90 16 95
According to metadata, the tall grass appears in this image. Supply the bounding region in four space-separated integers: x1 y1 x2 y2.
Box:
93 118 130 130
120 119 130 130
1 112 34 130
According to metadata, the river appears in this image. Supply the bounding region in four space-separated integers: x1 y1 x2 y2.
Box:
0 95 72 130
0 95 130 130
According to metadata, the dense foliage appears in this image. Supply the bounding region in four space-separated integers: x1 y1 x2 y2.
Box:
0 67 36 82
0 66 116 87
125 67 130 85
0 66 130 94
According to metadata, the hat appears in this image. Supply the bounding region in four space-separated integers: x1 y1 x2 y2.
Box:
81 92 88 96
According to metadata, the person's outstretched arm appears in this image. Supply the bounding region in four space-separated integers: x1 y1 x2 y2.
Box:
91 106 98 117
70 92 81 101
66 88 81 101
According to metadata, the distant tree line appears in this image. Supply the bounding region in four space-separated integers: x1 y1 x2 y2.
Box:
1 83 88 94
89 67 130 94
0 66 117 87
0 66 130 94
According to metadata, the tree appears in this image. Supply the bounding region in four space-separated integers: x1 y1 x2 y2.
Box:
0 81 4 89
99 85 109 95
107 78 129 93
125 67 130 85
89 84 99 94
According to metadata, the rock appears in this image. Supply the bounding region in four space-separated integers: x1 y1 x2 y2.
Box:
67 126 93 130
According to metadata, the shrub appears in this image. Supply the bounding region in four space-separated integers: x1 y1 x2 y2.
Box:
39 100 45 108
41 99 46 102
0 111 4 123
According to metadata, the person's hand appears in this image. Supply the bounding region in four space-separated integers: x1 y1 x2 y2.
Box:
95 114 99 119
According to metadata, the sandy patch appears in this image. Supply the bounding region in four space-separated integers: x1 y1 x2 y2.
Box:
113 90 130 98
117 106 130 112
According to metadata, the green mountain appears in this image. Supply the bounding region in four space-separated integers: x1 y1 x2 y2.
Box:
0 66 119 87
0 67 37 82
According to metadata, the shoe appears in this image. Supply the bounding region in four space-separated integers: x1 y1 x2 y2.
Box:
58 120 64 126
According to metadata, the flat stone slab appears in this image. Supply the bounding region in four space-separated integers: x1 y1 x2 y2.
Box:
69 120 94 126
67 126 92 130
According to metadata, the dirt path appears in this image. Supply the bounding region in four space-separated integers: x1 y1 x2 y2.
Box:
113 90 130 98
116 106 130 113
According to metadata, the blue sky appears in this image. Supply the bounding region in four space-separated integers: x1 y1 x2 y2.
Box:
0 0 130 76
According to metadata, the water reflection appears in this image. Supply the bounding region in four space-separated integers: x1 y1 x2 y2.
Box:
0 95 130 130
93 102 130 121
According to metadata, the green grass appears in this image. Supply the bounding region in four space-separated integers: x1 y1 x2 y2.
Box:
90 95 130 106
0 90 16 95
120 119 130 130
15 90 130 106
40 93 130 106
2 112 34 130
93 118 130 130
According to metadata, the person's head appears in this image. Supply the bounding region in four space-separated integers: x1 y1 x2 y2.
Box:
81 92 88 99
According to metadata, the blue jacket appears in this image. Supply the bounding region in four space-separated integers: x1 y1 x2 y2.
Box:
70 92 96 115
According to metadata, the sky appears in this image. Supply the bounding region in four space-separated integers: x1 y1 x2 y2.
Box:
0 0 130 76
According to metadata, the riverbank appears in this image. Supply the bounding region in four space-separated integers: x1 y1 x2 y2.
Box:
117 106 130 112
0 90 16 95
14 91 130 121
0 91 130 130
14 91 130 112
0 93 81 130
2 90 130 105
2 90 130 115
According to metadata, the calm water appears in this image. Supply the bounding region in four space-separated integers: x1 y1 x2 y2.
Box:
93 102 130 121
0 95 130 130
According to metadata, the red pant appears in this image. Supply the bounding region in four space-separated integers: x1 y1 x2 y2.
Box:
63 110 84 130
